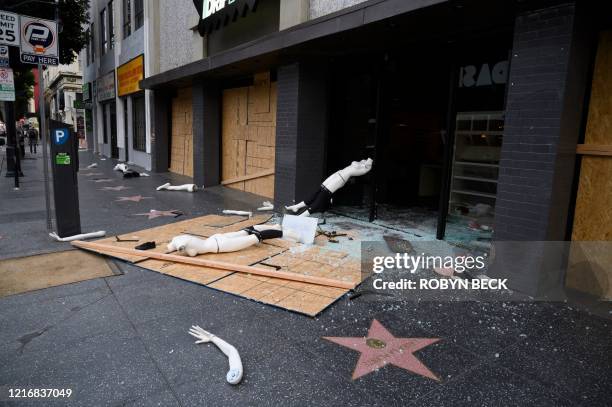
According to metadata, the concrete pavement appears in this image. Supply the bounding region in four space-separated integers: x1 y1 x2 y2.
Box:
0 148 610 406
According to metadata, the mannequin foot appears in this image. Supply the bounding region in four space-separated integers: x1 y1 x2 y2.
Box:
157 182 170 191
285 202 306 213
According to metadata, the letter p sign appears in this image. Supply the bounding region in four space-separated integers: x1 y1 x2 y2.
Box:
54 128 69 145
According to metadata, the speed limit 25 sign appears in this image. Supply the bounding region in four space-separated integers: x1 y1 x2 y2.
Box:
0 10 20 47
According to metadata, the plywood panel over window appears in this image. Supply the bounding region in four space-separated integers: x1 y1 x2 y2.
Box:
567 30 612 300
572 31 612 241
222 72 276 198
170 88 194 177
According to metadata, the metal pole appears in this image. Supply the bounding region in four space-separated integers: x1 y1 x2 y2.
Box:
10 101 20 188
38 64 53 231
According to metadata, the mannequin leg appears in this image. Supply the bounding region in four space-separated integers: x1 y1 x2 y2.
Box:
169 225 287 257
322 158 373 193
286 158 373 214
216 234 259 252
285 201 307 212
285 185 325 213
157 183 198 192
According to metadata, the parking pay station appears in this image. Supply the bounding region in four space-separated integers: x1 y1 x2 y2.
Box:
49 120 81 237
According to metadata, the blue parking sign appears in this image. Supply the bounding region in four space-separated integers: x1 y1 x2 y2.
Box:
53 128 69 145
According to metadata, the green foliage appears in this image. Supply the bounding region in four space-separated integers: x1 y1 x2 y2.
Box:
13 69 35 117
0 0 90 65
0 0 90 115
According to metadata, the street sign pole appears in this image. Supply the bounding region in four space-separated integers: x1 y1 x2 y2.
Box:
38 64 53 230
7 100 20 188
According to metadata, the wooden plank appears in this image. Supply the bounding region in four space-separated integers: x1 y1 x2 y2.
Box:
170 87 193 176
576 144 612 156
71 240 356 289
572 30 612 243
220 168 274 185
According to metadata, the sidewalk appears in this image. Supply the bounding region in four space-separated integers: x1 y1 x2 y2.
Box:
0 148 610 406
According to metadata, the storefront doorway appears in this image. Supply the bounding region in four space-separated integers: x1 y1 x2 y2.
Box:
327 47 449 236
169 88 194 177
326 36 510 242
109 101 118 159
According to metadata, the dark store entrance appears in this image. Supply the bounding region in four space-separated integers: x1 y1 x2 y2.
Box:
109 101 118 159
327 46 450 235
326 36 510 241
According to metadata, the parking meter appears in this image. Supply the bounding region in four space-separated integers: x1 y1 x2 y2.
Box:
49 120 81 237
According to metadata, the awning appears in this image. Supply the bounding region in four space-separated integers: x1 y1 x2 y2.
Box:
140 0 449 90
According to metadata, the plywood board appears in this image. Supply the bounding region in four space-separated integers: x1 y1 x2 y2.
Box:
221 73 276 198
77 214 365 316
572 31 612 241
0 250 119 297
170 87 193 177
569 30 612 299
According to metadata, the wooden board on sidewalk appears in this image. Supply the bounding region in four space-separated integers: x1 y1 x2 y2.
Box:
76 214 365 316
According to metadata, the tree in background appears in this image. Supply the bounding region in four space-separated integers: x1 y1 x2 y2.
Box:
0 0 90 115
14 70 35 118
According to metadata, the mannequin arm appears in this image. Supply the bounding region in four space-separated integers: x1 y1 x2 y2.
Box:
189 325 243 385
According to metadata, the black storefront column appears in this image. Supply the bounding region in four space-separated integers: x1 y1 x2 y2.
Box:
193 81 221 187
492 3 595 296
274 62 328 206
151 90 170 173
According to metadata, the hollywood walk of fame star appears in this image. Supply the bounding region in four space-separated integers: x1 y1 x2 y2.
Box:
115 195 152 202
323 319 441 381
101 186 131 191
134 209 183 219
92 178 114 183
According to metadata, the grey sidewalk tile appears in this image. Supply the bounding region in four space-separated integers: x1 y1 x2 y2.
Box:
496 321 612 405
0 284 111 348
410 361 574 407
174 339 380 407
0 329 169 407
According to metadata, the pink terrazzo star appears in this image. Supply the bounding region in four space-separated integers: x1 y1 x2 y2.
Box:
115 195 152 202
134 209 182 219
101 186 131 191
323 319 441 381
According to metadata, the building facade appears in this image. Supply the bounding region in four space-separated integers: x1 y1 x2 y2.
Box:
79 0 152 169
134 0 612 299
43 60 85 146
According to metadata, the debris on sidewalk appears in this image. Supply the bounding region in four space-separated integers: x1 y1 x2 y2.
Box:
71 214 363 316
49 230 106 242
156 182 198 192
134 209 183 219
134 241 156 250
85 163 98 169
257 201 274 211
189 325 243 385
114 163 149 178
222 209 252 218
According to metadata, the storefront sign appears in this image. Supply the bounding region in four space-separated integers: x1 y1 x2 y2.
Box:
193 0 258 35
97 71 115 101
0 10 20 46
117 54 144 97
19 15 58 66
0 44 9 67
0 67 15 101
459 60 508 88
82 82 91 101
